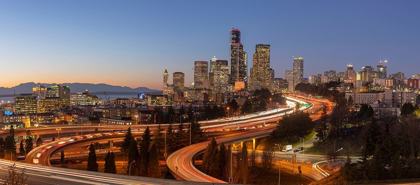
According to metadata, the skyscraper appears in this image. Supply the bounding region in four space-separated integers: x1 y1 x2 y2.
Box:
377 65 387 78
173 72 185 93
230 28 246 84
345 64 356 83
209 56 218 92
194 61 209 88
250 44 272 89
293 57 304 89
163 69 169 87
286 70 294 92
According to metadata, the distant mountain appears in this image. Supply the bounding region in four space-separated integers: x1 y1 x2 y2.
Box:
0 82 159 96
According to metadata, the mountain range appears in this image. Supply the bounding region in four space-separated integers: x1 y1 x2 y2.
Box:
0 82 159 96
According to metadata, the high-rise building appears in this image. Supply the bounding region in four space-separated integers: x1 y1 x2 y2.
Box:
194 61 209 88
293 57 304 89
377 65 387 78
213 60 230 93
324 70 337 82
14 94 37 114
286 70 294 92
345 64 356 83
230 28 247 84
173 72 185 92
360 66 374 82
250 44 272 89
163 69 169 87
209 56 218 92
46 85 70 99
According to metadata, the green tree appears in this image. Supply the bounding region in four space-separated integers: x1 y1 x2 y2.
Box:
36 137 43 147
364 106 374 118
61 150 65 164
5 136 16 160
216 143 228 180
271 112 314 144
19 140 25 155
128 140 139 175
25 130 33 154
188 120 206 145
0 137 5 158
241 99 253 114
122 127 133 153
202 138 217 173
147 144 161 178
179 106 186 123
94 127 99 133
138 141 148 176
358 104 368 118
227 99 239 113
208 145 219 178
153 124 164 158
104 151 116 174
239 144 249 184
142 126 151 152
362 118 381 159
347 96 354 107
87 144 98 172
401 103 415 116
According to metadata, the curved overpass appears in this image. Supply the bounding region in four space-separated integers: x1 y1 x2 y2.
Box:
166 96 333 183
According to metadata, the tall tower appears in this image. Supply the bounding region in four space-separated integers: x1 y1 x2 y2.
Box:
194 61 209 88
163 69 169 87
293 57 304 89
250 44 271 89
345 64 356 83
230 28 246 84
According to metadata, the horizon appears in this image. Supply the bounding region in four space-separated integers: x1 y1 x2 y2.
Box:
1 1 419 89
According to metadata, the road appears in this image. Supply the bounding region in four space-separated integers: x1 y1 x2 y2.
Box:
166 96 333 183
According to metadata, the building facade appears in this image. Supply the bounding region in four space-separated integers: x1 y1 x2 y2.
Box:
230 28 247 84
194 61 209 88
250 44 272 89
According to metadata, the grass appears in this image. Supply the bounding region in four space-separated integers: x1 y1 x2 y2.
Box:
250 166 313 185
304 136 362 156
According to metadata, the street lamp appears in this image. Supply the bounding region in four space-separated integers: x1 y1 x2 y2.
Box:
56 128 61 139
274 143 281 185
129 160 136 175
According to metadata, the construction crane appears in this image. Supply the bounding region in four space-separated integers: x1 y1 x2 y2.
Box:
103 91 110 103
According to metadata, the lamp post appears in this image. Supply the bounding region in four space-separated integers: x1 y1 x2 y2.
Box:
275 143 281 185
227 107 230 128
129 160 136 175
164 129 167 160
229 144 233 184
56 128 61 139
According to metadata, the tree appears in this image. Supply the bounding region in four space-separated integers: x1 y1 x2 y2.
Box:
52 137 55 141
153 124 164 158
122 127 134 153
174 123 186 150
271 112 314 144
362 118 381 159
364 106 374 118
147 144 161 178
104 151 116 174
61 151 65 164
262 146 274 170
358 104 369 118
128 140 139 175
208 145 219 178
347 96 354 107
5 136 16 161
188 120 206 145
94 127 99 133
202 138 217 173
216 143 228 180
239 144 249 184
4 164 27 185
142 127 151 152
179 106 186 123
138 141 148 176
227 99 239 113
25 130 33 154
401 103 415 116
87 144 98 172
19 140 25 155
0 137 4 158
36 137 43 147
241 99 253 114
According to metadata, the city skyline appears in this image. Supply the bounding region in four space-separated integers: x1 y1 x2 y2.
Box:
1 1 420 90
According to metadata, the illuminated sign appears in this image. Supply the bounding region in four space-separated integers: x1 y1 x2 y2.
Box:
4 110 13 116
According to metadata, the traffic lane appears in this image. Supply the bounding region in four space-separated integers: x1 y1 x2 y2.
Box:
0 165 93 185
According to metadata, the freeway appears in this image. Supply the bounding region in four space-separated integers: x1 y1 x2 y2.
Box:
166 96 333 183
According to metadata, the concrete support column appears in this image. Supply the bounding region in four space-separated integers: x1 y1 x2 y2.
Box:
253 139 255 150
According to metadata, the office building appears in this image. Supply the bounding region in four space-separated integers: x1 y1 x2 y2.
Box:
173 72 185 98
14 94 37 114
250 44 272 89
286 70 294 92
293 57 304 89
377 65 387 78
230 28 247 84
194 61 209 88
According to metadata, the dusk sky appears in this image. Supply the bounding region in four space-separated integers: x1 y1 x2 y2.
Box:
1 0 419 90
